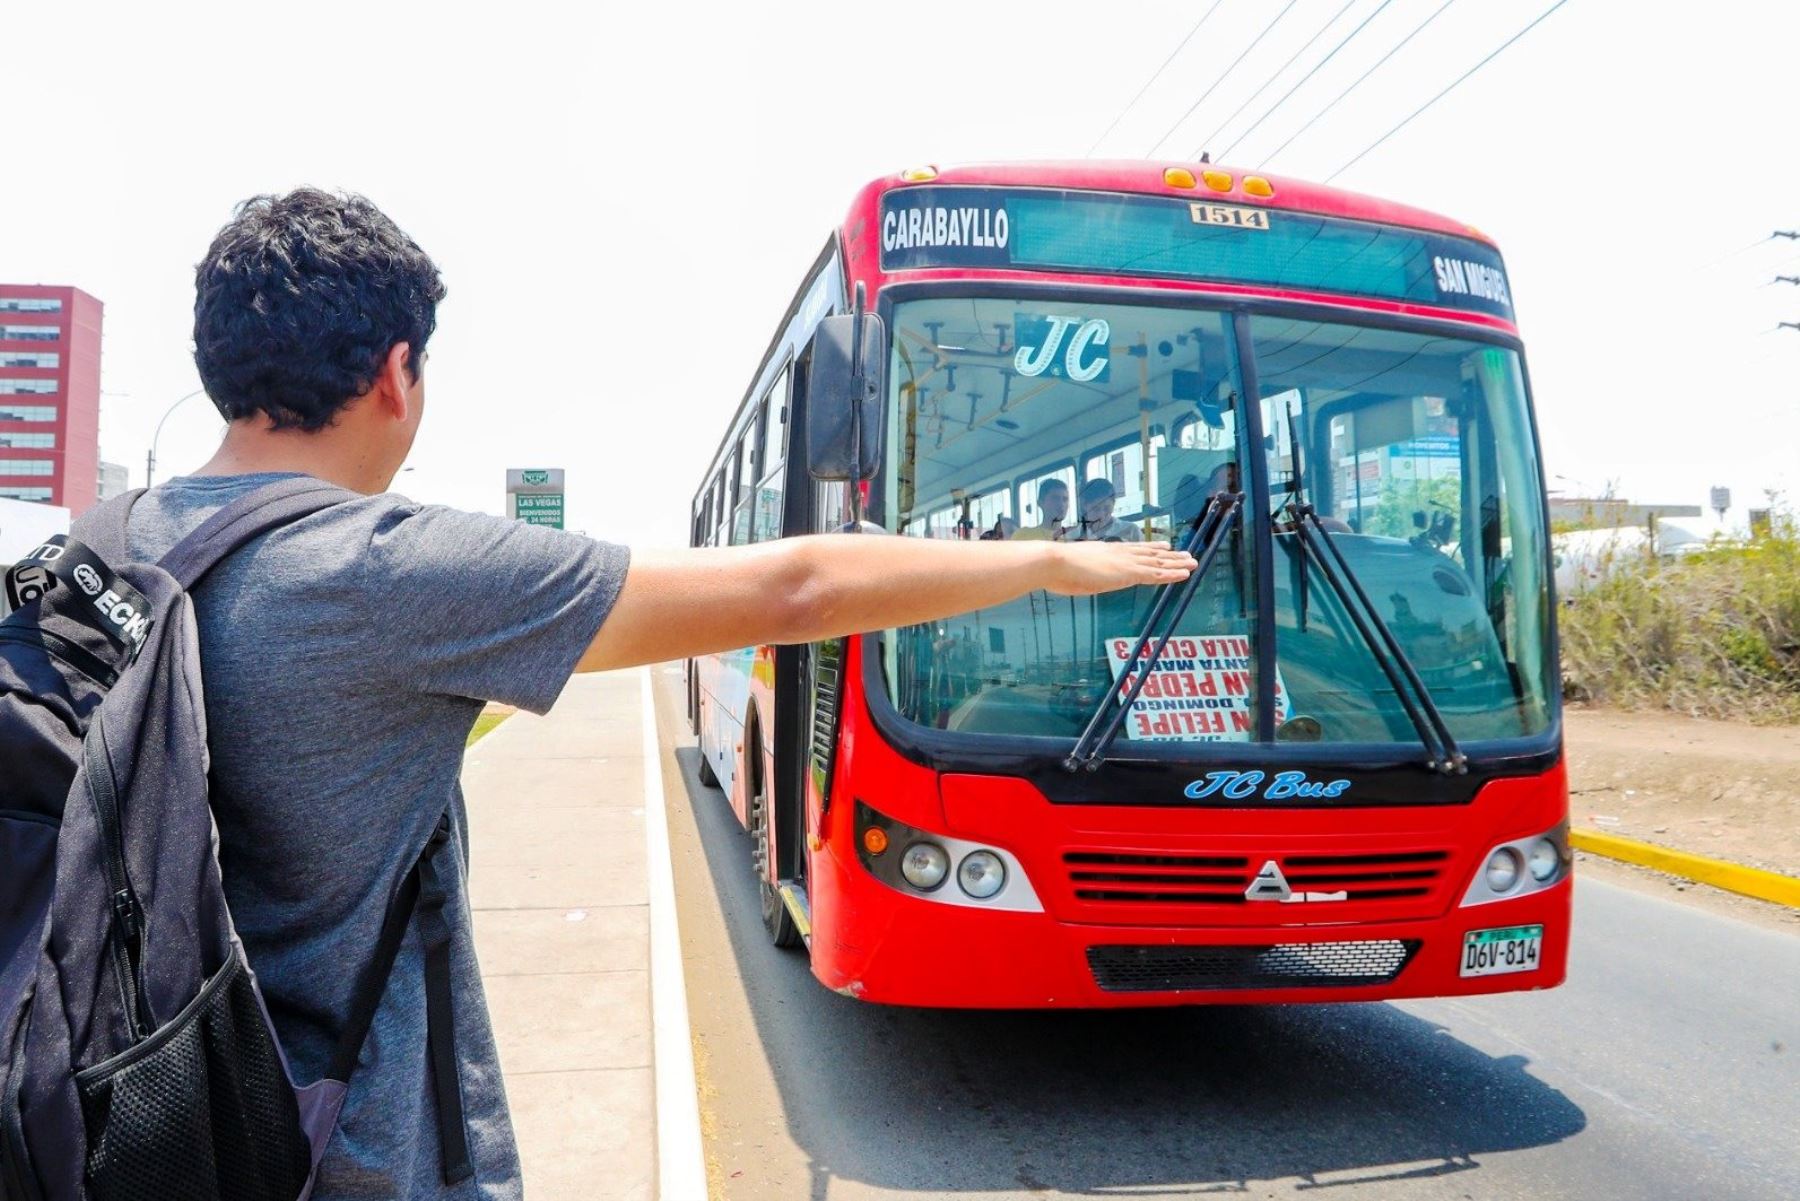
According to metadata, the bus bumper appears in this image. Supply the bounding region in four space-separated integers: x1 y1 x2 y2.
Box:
807 841 1571 1009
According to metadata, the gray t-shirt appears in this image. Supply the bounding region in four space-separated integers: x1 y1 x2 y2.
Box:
122 473 629 1200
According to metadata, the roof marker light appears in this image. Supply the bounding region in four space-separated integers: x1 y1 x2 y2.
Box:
900 166 939 182
1243 175 1275 197
1163 166 1198 189
1201 169 1233 192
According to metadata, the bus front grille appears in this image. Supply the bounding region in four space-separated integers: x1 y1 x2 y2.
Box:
1063 849 1451 905
1087 940 1419 992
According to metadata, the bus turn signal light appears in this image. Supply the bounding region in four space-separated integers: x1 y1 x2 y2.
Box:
1202 169 1233 192
862 826 890 856
900 165 939 182
1243 175 1275 197
1163 167 1198 189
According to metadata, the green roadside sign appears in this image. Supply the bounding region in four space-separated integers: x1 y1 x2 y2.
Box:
506 468 566 530
515 493 564 528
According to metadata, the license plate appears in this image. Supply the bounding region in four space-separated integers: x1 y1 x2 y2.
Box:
1460 925 1544 977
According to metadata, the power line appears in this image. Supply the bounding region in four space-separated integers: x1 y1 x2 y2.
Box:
1146 0 1302 158
1191 0 1359 161
1085 0 1230 156
1256 0 1459 171
1325 0 1574 183
1215 0 1398 163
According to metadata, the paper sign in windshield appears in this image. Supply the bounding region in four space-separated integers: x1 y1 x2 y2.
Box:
1107 635 1288 742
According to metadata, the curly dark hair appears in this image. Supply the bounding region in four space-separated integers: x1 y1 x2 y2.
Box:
193 188 447 431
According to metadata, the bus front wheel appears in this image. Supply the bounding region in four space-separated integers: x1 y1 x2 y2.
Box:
751 761 801 949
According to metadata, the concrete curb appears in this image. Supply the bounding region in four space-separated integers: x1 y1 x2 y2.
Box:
641 668 709 1199
1572 828 1800 909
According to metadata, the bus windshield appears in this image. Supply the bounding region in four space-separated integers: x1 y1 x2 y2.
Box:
878 294 1555 751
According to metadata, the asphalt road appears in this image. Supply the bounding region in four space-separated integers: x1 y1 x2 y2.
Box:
650 667 1800 1201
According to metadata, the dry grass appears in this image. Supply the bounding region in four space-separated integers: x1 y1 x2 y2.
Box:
466 709 512 747
1561 515 1800 723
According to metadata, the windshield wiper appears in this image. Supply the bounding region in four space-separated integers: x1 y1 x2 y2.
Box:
1064 491 1243 773
1280 407 1464 773
1286 511 1464 773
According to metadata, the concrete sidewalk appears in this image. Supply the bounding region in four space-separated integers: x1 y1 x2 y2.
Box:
461 669 689 1200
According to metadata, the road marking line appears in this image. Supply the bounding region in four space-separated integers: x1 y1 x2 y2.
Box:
642 667 708 1199
1572 828 1800 909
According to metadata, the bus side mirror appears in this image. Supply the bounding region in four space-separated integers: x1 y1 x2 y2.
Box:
806 312 885 482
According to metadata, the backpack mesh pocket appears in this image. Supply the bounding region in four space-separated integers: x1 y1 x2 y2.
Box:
75 951 312 1201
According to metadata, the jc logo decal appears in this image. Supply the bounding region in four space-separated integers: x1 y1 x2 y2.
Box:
1014 316 1110 382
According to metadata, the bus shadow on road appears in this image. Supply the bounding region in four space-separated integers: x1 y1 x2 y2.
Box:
672 746 1587 1199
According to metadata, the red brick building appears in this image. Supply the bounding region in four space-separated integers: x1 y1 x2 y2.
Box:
0 285 102 515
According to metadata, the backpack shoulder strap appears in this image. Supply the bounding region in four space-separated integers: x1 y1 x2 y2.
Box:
328 812 473 1184
158 476 358 590
70 488 148 565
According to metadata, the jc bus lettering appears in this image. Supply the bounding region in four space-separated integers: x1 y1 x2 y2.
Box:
1263 771 1351 800
1184 770 1351 801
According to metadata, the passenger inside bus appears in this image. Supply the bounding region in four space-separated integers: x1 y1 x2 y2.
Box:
1011 478 1068 541
1070 477 1143 542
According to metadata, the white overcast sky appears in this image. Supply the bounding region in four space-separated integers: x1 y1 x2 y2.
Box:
4 0 1793 543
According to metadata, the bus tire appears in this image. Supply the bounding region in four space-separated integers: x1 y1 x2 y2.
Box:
750 749 801 949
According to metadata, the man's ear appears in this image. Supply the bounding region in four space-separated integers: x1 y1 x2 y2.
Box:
376 342 416 422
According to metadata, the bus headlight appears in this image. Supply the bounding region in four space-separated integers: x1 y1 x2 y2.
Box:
957 851 1007 899
1462 824 1569 907
1527 838 1560 882
1484 848 1522 893
900 842 950 891
853 802 1042 912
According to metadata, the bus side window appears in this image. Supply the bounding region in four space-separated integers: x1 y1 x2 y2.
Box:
741 420 759 510
729 430 755 546
753 367 790 542
713 469 727 542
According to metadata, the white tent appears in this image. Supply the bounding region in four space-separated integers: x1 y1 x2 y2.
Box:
0 496 69 571
1553 521 1710 597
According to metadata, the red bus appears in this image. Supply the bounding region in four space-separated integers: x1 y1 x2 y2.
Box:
688 161 1566 1007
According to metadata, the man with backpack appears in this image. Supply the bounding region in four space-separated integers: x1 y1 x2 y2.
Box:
0 188 1194 1200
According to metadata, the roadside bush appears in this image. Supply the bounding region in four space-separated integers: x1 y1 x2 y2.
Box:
1560 514 1800 722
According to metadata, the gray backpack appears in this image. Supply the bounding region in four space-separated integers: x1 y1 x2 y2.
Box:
0 477 468 1200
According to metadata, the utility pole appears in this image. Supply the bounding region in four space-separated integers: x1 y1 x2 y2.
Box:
147 389 206 487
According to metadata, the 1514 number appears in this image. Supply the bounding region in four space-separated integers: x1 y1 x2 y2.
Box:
1189 203 1271 230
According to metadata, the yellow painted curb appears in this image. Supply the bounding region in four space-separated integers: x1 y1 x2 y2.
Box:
1572 828 1800 909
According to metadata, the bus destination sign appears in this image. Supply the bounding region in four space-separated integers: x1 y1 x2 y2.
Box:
878 185 1515 322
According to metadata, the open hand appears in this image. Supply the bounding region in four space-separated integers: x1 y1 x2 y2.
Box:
1044 540 1197 597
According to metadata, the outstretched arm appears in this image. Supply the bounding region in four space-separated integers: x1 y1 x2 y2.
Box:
577 535 1195 673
